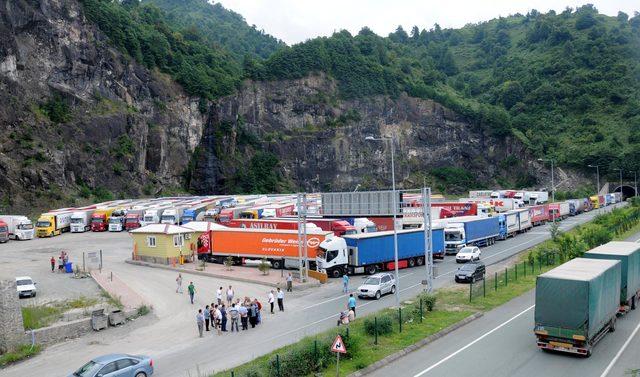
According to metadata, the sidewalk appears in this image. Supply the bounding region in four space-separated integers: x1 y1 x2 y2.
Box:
91 270 148 310
124 259 321 291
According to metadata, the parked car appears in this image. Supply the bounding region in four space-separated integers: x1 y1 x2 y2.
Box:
16 276 36 298
357 273 396 300
456 246 481 263
454 262 485 283
70 354 153 377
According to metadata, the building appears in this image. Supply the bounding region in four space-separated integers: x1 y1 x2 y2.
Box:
130 224 195 265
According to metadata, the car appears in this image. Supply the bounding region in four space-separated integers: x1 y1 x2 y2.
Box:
454 262 485 284
70 354 153 377
16 276 36 298
357 272 396 300
455 246 481 263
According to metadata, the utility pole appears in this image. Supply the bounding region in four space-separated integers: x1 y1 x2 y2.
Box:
421 186 433 292
614 168 623 197
588 164 600 195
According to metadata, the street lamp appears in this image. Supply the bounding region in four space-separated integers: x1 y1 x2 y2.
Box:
588 164 600 195
537 158 555 203
365 135 400 307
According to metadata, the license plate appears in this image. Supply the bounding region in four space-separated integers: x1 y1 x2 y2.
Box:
549 341 573 349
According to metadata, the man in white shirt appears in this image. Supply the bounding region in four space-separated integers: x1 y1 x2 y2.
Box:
226 285 234 306
276 287 285 312
268 290 275 314
216 286 223 305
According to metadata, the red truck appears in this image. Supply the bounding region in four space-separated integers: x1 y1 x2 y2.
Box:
124 213 143 230
228 218 301 230
90 209 115 232
281 216 356 236
368 217 395 231
431 202 478 218
529 204 549 226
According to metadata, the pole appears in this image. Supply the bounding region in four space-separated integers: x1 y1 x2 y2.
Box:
297 194 303 280
390 138 400 307
620 169 623 196
336 352 340 377
551 159 555 203
303 193 308 282
635 171 637 197
422 187 433 292
596 165 600 195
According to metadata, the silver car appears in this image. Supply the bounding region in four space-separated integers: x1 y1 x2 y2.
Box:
357 273 396 300
70 354 153 377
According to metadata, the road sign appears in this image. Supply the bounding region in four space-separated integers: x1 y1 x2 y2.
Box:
331 335 347 354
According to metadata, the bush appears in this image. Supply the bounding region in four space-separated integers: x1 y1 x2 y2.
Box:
0 344 42 367
578 223 612 248
258 257 270 275
420 293 437 311
364 315 393 336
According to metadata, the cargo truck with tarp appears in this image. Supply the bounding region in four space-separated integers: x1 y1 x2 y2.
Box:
534 258 621 357
584 241 640 312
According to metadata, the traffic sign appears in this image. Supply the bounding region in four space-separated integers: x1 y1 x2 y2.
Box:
331 335 347 354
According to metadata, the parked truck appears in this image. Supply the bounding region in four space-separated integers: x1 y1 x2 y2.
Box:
529 204 549 226
460 198 517 213
227 218 321 232
498 211 519 239
515 208 532 233
432 202 479 218
181 203 209 224
108 210 127 232
568 199 585 216
161 207 185 225
549 202 570 221
341 217 377 233
261 203 295 218
605 193 616 206
70 209 95 233
36 212 72 237
317 227 446 277
218 206 253 223
90 209 116 232
124 213 143 230
534 258 621 357
141 207 170 227
528 191 549 205
590 195 605 209
0 215 35 240
584 242 640 312
0 220 8 242
434 216 500 255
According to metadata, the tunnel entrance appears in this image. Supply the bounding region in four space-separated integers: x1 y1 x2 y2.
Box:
613 185 637 200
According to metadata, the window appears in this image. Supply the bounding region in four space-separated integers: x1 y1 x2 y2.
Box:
147 236 156 247
382 276 391 283
173 235 184 247
98 361 118 375
184 233 191 240
116 358 137 369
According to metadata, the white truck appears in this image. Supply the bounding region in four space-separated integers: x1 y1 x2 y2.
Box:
70 209 95 233
160 207 185 225
141 207 167 227
353 218 377 233
0 215 35 240
108 210 127 232
527 191 549 205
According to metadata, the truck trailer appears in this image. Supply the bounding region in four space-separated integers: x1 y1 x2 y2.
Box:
584 242 640 312
515 208 532 233
317 227 446 277
549 202 570 221
498 211 519 239
435 216 500 255
0 221 8 242
534 258 620 357
36 212 72 237
70 209 95 233
0 215 35 240
529 204 549 226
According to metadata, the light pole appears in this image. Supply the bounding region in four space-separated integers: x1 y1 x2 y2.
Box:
634 171 638 197
366 135 400 307
588 164 600 195
537 158 555 202
614 168 623 197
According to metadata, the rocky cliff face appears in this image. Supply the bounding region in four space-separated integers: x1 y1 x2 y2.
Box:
0 0 205 213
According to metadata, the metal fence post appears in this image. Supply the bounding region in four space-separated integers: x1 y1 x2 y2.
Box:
523 261 526 277
231 371 234 377
314 339 318 367
515 264 518 281
483 276 486 297
505 267 508 286
469 281 473 302
495 272 498 291
374 317 378 345
276 354 281 377
399 308 402 333
419 299 423 323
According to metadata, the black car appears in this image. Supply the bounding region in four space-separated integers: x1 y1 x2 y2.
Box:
454 262 485 283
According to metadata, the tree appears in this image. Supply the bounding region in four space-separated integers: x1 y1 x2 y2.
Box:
390 25 409 44
499 81 524 109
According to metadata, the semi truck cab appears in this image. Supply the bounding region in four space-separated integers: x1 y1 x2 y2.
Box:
91 213 108 232
14 221 34 240
108 216 125 232
70 212 90 233
161 209 180 224
36 215 55 237
317 237 349 277
0 221 8 243
444 224 466 254
125 214 142 230
141 210 160 226
352 218 377 233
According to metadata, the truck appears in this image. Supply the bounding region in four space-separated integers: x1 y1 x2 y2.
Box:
261 203 295 218
317 227 446 277
141 207 170 227
124 213 143 230
461 198 520 213
218 206 253 223
198 228 334 270
590 195 605 209
0 220 8 242
161 207 185 225
368 217 396 231
108 210 127 232
490 190 517 199
226 218 322 233
181 203 210 224
605 193 616 206
528 191 549 205
432 202 479 218
70 209 95 233
549 202 570 221
584 242 640 312
534 258 620 357
0 215 35 240
515 208 532 233
498 211 519 239
341 217 377 233
434 216 500 255
567 199 584 216
529 204 549 226
90 209 116 232
469 190 493 198
36 212 72 237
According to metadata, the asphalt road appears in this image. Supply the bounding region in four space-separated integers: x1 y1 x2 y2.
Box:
370 230 640 377
1 203 626 377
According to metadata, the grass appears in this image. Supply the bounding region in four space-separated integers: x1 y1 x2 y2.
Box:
22 296 100 330
0 345 42 368
101 290 124 310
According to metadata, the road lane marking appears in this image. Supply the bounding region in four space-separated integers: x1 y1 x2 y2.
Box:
412 304 535 377
599 318 640 377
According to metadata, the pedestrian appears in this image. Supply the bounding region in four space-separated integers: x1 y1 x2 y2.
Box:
229 303 239 332
286 272 293 292
216 286 223 306
58 257 64 272
50 256 55 273
342 273 349 293
175 273 183 293
348 294 356 317
188 281 196 304
196 309 204 338
255 298 262 324
277 287 284 311
348 308 355 323
268 290 275 314
249 301 258 328
214 305 222 335
226 285 234 306
204 305 211 331
220 304 227 332
239 303 249 330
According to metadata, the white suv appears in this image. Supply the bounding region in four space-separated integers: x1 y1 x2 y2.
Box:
16 276 37 298
357 273 396 300
456 246 481 263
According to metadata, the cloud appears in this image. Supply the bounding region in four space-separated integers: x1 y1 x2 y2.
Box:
214 0 638 44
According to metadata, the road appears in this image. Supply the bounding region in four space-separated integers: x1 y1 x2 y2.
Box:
0 203 626 376
370 230 640 377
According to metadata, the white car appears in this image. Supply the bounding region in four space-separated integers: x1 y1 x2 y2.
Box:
456 246 481 263
16 276 36 298
357 273 396 300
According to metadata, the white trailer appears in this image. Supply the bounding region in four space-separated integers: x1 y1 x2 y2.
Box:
0 215 34 240
70 209 95 233
515 208 532 233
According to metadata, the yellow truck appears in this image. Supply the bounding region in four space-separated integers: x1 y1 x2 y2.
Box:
36 212 72 237
590 195 604 209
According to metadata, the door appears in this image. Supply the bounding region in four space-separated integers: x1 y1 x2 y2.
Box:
96 361 118 377
114 358 138 376
381 275 390 293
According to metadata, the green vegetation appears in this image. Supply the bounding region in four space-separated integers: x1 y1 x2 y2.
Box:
40 96 72 124
0 345 42 368
431 166 479 193
22 296 99 329
101 290 124 310
229 151 289 194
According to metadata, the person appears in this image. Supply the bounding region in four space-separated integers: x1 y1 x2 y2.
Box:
213 305 222 335
226 285 234 306
337 310 349 326
255 299 262 324
239 303 249 330
348 308 355 323
286 273 293 292
175 273 183 294
216 286 223 306
204 305 211 331
348 294 356 317
277 287 284 312
58 256 64 272
50 256 55 273
220 304 227 332
268 290 275 314
196 309 204 337
229 303 239 332
187 282 196 304
249 301 258 328
342 273 350 293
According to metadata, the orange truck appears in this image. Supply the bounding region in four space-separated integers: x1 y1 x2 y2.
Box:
197 228 333 270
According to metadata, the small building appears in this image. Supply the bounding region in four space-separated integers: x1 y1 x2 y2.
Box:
130 224 195 265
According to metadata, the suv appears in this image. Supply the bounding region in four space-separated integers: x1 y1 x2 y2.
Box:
454 262 485 283
456 246 481 263
16 276 36 298
357 273 396 300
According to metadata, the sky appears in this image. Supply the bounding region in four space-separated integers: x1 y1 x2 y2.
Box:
215 0 638 44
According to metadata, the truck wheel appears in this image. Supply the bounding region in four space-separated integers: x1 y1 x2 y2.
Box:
375 291 381 300
408 258 416 268
271 260 283 269
416 257 424 266
585 349 592 358
365 265 377 275
330 268 342 279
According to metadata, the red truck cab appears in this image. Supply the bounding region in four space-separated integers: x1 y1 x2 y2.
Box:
90 213 108 232
0 220 8 243
124 213 142 230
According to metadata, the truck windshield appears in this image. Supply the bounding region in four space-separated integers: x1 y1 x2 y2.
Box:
344 229 357 235
125 218 138 224
161 215 175 222
71 218 84 224
18 223 34 230
91 218 103 224
144 216 154 222
0 226 7 232
108 218 121 224
445 231 463 241
36 221 51 228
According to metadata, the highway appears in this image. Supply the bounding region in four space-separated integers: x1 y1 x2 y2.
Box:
370 230 640 377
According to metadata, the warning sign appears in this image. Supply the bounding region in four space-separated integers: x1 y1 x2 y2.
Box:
331 335 347 354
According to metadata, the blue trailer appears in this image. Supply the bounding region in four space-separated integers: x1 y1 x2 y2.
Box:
438 216 500 255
